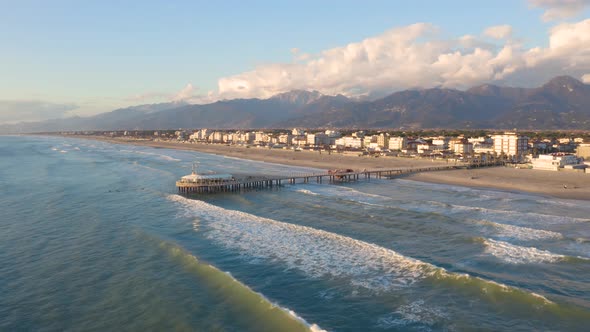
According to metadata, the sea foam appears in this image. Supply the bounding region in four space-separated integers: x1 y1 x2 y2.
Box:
482 239 566 264
169 194 438 292
474 219 563 242
376 299 448 330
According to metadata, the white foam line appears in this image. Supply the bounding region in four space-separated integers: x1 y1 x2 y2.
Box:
168 194 437 292
219 270 328 332
376 299 448 329
474 219 563 241
291 185 392 207
417 201 590 225
296 187 584 238
483 239 566 264
119 149 181 162
295 189 319 196
168 195 564 309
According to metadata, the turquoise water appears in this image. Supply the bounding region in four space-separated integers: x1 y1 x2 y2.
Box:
1 136 589 331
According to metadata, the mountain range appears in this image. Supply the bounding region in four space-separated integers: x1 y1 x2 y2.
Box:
2 76 590 133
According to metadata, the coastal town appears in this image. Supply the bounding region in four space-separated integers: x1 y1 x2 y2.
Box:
63 128 590 173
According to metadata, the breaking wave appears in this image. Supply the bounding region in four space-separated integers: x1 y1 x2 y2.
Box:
168 195 569 311
294 189 319 196
153 235 325 332
292 183 588 229
119 149 181 162
376 300 448 330
414 201 590 225
478 238 590 264
473 219 563 242
169 194 435 292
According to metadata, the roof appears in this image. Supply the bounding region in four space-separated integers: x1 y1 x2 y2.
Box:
181 173 233 181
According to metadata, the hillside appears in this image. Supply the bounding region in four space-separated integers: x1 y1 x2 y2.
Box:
2 76 589 133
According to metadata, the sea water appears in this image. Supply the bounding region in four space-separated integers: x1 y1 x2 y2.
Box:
1 135 589 331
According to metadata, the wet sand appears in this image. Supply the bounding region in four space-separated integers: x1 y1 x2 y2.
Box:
409 167 590 201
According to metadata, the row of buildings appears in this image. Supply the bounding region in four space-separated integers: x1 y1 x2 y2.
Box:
87 128 590 172
179 129 540 160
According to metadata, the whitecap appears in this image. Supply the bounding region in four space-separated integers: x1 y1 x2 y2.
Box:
167 195 564 310
376 300 448 330
168 194 438 292
473 219 563 241
295 189 319 196
482 239 565 264
413 201 590 225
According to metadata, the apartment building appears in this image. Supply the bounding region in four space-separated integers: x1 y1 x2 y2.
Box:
492 132 529 159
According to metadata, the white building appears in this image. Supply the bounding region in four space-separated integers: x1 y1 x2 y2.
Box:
209 131 224 143
388 136 407 150
531 154 580 171
307 133 329 146
453 140 473 155
431 137 451 150
292 136 307 146
492 132 529 159
417 144 432 155
468 137 488 144
292 128 305 136
367 142 381 151
254 132 268 144
335 136 364 149
324 130 341 138
473 143 494 154
278 134 293 145
363 136 376 147
376 133 389 149
576 143 590 159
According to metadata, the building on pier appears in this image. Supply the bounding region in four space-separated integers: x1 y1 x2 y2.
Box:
176 163 237 193
178 171 234 184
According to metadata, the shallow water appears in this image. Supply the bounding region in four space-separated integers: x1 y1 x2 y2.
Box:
1 136 589 331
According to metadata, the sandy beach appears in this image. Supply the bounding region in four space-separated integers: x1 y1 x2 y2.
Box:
64 135 590 201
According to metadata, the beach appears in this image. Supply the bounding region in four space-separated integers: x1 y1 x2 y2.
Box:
65 135 590 200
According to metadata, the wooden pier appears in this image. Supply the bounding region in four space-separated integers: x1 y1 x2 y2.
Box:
176 164 487 194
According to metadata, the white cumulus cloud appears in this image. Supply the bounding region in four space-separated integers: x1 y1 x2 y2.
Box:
126 83 217 106
529 0 590 21
172 83 196 102
208 19 590 102
483 25 513 39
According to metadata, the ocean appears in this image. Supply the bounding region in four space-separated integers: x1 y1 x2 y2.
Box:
1 135 589 331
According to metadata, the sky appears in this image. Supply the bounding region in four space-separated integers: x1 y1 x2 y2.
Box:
1 0 589 123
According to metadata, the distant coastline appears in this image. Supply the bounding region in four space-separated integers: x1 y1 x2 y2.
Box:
51 134 590 201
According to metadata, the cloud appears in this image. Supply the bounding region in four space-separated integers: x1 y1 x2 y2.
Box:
125 91 169 103
210 19 590 101
582 74 590 83
172 83 196 102
170 83 219 104
0 100 79 124
483 25 513 39
125 83 215 105
529 0 590 21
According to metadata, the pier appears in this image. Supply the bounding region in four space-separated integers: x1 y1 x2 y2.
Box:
176 163 495 194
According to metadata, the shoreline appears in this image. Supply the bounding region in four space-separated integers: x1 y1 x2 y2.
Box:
54 135 590 201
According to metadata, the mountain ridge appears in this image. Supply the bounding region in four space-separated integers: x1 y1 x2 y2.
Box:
1 76 589 133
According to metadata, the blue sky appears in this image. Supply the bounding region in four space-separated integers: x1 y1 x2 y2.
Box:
1 0 589 123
